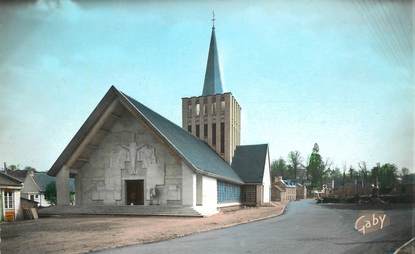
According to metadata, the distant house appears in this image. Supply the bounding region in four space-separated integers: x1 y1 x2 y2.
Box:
296 183 307 200
271 176 297 202
231 144 271 206
271 184 285 202
4 169 75 207
0 172 23 221
5 169 49 207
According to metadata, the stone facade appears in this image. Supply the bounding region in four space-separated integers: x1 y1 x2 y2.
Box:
296 183 307 200
285 185 297 201
75 107 186 206
182 93 241 163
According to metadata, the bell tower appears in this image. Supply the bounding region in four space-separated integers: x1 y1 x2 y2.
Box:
182 14 241 163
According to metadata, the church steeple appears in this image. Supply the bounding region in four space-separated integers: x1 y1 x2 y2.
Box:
182 12 241 163
202 12 223 96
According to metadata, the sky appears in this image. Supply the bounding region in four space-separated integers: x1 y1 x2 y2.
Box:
0 0 413 172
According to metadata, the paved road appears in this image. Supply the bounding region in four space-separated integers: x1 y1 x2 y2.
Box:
98 200 413 254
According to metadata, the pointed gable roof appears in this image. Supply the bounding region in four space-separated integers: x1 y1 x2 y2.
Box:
202 27 223 96
0 172 23 187
231 144 269 184
4 169 29 181
48 86 242 184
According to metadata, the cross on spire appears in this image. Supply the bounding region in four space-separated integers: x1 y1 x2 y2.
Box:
212 10 215 29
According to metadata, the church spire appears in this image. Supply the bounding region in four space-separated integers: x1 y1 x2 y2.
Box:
202 11 223 96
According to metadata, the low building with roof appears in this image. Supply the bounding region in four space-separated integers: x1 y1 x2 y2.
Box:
0 172 23 221
5 169 47 207
5 169 75 207
232 144 271 206
271 176 297 202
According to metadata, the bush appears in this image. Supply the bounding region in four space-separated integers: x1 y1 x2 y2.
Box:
44 182 57 205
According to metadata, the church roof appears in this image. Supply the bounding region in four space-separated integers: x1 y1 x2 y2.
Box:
122 92 242 183
202 27 223 96
231 144 269 184
48 86 243 184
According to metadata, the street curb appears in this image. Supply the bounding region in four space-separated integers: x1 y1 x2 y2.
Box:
393 237 415 254
88 203 288 253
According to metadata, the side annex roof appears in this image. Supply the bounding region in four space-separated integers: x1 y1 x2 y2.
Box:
231 144 269 184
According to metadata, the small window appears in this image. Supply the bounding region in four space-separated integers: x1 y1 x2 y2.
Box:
220 122 225 153
203 104 207 115
221 100 225 112
4 191 14 209
188 104 192 116
212 102 216 114
196 103 200 116
212 123 216 145
196 124 200 137
204 124 208 138
35 194 39 198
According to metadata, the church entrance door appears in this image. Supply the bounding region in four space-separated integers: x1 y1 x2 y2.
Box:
126 180 144 205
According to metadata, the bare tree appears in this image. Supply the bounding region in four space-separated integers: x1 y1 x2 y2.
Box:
358 161 368 188
401 167 409 176
288 151 303 180
8 164 20 171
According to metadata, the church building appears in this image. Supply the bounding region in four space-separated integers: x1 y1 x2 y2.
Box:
47 19 271 216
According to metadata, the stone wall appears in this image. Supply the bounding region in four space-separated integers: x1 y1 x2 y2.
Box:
76 108 185 206
194 175 218 215
181 162 196 206
262 151 271 203
182 93 241 163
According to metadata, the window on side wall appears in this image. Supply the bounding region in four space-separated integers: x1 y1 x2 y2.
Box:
4 191 14 209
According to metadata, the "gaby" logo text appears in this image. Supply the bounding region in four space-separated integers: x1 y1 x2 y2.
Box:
354 211 389 235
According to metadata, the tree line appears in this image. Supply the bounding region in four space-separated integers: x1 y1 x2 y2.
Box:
271 143 411 193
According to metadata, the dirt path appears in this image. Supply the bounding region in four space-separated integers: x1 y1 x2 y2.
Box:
1 203 286 254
